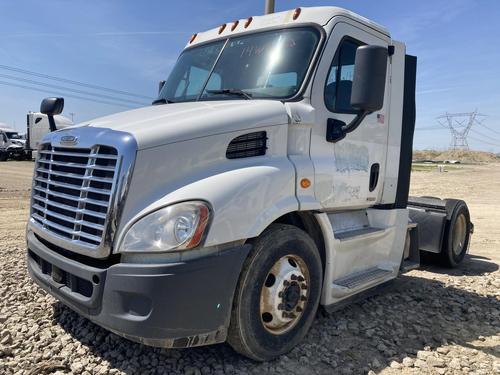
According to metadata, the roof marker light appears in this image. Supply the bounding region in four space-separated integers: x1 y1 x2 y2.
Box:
189 33 197 44
293 8 302 20
244 17 253 28
231 20 239 31
218 24 227 34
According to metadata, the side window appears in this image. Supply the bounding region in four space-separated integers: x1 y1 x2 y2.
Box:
324 38 362 113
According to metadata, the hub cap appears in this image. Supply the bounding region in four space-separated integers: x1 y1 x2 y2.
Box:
452 213 467 256
260 255 309 335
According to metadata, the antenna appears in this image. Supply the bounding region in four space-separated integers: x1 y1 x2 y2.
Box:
437 110 486 150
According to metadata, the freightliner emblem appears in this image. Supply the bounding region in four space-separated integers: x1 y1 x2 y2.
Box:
60 135 78 146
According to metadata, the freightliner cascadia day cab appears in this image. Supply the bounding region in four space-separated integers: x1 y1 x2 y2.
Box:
27 7 473 360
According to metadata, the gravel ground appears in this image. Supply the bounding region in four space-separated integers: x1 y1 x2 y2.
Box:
0 161 499 375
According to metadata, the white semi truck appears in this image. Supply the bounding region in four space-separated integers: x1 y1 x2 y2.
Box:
25 112 73 159
27 7 473 361
0 123 25 161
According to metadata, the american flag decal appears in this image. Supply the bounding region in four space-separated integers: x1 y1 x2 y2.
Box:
377 114 385 124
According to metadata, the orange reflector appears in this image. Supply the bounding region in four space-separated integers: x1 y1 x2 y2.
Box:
300 178 311 189
218 24 227 34
244 16 253 28
231 20 239 31
189 33 197 44
293 8 302 20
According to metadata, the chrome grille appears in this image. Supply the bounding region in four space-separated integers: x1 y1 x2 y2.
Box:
31 144 118 247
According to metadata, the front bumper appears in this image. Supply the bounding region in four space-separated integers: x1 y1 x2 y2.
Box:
27 230 250 348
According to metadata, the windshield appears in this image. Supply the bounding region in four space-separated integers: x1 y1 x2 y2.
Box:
158 27 320 102
6 132 21 139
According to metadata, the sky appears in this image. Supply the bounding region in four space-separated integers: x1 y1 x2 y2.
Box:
0 0 499 152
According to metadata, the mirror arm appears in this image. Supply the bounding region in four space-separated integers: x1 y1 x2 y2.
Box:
342 110 369 134
47 115 57 132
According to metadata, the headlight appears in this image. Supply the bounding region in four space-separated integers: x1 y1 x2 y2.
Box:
119 201 211 253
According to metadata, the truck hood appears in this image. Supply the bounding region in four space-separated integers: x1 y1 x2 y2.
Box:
79 100 288 150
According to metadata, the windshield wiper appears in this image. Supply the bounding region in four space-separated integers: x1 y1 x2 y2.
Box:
206 89 253 100
152 98 176 105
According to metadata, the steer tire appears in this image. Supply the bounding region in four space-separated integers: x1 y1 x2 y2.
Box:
227 224 322 361
441 201 471 268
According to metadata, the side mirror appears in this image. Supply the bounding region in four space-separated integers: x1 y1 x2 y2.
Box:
350 45 388 112
158 80 166 95
40 97 64 132
40 97 64 116
326 45 388 143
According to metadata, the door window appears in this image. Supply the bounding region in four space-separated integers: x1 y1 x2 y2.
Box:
324 38 362 113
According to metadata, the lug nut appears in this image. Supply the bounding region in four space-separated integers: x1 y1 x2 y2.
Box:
291 274 298 281
301 284 308 290
283 280 290 287
298 276 305 282
278 303 284 310
278 291 284 298
300 295 307 301
296 306 303 312
282 312 289 318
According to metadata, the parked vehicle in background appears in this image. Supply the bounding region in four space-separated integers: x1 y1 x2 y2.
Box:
25 112 73 159
0 123 26 161
26 6 473 361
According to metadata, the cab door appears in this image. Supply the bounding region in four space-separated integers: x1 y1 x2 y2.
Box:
310 21 391 210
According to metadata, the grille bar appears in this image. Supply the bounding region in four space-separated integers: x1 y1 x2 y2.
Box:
31 144 118 248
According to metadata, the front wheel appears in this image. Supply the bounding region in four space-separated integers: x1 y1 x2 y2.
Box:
227 224 323 361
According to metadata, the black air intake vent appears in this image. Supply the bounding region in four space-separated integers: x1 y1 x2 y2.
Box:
226 131 267 159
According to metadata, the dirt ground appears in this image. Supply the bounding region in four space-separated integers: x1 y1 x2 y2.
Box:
0 161 499 375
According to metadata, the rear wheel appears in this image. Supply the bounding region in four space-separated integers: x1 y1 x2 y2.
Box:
0 151 8 161
227 224 322 361
441 201 471 267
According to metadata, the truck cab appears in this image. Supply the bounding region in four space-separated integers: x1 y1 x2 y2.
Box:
0 124 25 161
26 7 472 361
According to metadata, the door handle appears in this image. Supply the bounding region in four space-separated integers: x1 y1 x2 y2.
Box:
369 163 380 192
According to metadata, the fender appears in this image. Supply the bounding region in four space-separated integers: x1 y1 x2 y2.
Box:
115 126 299 251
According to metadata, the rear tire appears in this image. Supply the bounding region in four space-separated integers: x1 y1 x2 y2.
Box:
441 201 471 267
0 152 8 161
227 224 322 361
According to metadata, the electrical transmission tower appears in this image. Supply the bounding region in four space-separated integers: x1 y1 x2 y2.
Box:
437 111 486 150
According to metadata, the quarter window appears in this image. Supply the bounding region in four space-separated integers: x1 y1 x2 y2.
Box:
324 38 362 113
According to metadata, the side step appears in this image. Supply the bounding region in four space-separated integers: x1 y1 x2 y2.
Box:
331 267 393 298
334 227 387 241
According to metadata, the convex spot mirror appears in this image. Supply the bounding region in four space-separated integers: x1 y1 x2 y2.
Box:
350 45 388 112
40 97 64 116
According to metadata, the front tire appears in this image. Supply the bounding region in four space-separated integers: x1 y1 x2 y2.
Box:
227 224 323 361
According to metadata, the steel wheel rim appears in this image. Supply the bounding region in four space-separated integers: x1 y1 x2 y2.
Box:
452 214 467 256
259 254 310 335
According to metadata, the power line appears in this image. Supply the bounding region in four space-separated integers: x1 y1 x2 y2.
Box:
478 122 500 136
0 64 153 100
0 80 135 109
0 73 148 106
415 126 444 131
470 128 500 143
468 135 500 148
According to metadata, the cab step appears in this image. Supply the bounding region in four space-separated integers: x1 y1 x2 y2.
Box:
331 266 393 298
334 226 386 241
